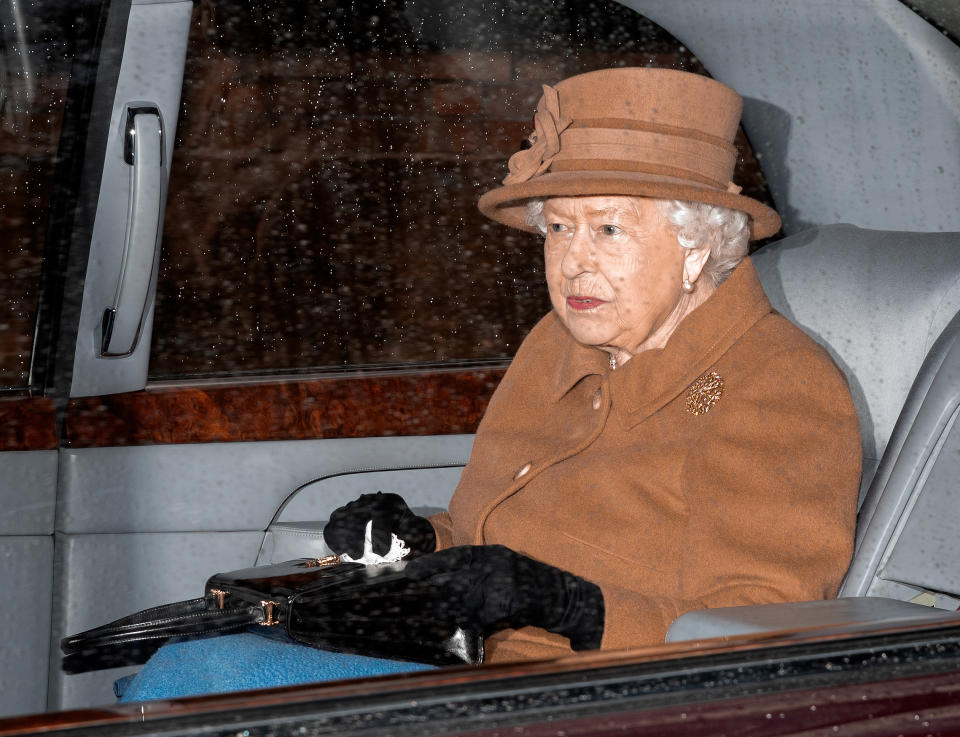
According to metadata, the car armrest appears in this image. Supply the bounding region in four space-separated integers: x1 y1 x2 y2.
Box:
665 597 960 643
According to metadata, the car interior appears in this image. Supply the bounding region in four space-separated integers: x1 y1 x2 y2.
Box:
1 0 958 720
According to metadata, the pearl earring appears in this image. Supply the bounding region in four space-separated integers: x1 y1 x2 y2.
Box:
682 278 695 293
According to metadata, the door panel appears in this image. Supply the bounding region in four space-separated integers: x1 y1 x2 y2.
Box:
58 435 474 534
275 467 467 522
0 537 53 718
69 0 192 397
0 450 57 715
48 530 264 710
0 450 57 534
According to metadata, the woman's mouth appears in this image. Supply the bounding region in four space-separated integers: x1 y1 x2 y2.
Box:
566 296 607 311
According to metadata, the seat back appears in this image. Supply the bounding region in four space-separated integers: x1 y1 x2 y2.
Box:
753 225 960 603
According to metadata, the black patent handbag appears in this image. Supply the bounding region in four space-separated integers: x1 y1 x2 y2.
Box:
60 556 483 674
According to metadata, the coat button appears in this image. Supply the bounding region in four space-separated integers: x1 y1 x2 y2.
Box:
514 462 531 480
592 389 602 410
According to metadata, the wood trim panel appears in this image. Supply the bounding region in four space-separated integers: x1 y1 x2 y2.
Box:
0 396 58 451
65 369 505 448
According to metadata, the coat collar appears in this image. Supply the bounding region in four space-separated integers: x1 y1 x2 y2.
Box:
547 258 773 427
547 318 609 400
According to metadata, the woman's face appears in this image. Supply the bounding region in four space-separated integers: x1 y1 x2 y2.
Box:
543 195 689 354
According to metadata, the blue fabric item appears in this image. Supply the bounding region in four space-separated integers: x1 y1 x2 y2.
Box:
113 674 136 699
117 631 435 702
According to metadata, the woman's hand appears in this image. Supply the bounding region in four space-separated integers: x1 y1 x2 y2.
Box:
323 492 436 559
405 544 604 650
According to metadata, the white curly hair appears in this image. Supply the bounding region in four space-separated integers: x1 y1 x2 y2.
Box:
525 197 750 286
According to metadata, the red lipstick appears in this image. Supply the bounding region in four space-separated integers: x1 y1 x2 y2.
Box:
567 296 607 311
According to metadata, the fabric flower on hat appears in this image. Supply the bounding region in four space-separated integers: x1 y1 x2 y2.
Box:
503 84 572 185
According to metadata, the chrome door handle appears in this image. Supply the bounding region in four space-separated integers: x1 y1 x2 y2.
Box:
100 103 166 357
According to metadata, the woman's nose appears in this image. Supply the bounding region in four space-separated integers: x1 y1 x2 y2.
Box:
560 228 594 278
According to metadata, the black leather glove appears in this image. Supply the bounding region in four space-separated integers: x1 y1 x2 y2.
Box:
405 544 604 650
323 491 436 559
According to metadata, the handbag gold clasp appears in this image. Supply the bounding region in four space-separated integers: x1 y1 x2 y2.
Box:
259 600 280 626
209 589 229 609
303 555 340 568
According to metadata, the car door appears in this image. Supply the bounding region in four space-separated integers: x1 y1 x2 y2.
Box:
4 0 959 728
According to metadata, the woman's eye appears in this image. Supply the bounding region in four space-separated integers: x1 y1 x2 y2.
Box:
601 224 622 237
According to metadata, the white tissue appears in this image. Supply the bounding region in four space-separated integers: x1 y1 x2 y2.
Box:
339 519 411 565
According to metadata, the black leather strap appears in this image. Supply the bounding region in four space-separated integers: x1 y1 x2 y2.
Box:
61 595 266 674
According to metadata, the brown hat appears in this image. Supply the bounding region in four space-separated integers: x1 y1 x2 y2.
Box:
478 68 781 240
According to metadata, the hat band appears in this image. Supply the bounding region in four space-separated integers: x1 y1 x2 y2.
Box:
571 117 736 153
551 127 736 188
547 159 727 189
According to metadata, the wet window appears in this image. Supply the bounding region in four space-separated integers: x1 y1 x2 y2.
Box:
148 0 770 379
0 2 95 389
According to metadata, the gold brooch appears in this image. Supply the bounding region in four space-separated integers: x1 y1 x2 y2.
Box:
686 371 725 415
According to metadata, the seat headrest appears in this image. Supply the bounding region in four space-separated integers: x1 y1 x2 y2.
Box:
753 224 960 463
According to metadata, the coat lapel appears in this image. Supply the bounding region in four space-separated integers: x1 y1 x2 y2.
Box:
608 259 773 428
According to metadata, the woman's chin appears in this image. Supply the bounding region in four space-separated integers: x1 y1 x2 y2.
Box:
562 320 617 349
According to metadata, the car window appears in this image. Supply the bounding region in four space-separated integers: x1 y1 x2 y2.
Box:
11 0 912 725
147 0 773 381
0 0 104 390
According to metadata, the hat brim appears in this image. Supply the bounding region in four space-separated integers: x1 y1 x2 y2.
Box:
478 170 781 240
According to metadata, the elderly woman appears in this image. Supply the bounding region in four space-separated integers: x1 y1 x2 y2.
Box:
114 69 860 700
323 67 862 661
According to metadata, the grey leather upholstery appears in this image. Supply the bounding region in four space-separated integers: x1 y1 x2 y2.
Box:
0 451 57 717
58 436 472 533
625 1 960 235
667 225 960 642
843 310 960 600
0 537 53 717
49 531 263 710
754 225 960 500
0 451 57 535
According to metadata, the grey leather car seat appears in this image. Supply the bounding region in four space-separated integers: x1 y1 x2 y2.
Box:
666 224 960 641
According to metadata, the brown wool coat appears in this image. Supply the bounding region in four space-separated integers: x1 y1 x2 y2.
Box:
430 259 862 663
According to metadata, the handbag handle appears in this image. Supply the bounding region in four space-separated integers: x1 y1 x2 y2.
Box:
60 595 266 674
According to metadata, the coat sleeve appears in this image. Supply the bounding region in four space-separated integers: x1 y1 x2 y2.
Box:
428 511 455 551
600 347 862 650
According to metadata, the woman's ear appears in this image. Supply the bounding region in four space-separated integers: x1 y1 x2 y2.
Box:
682 245 711 287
